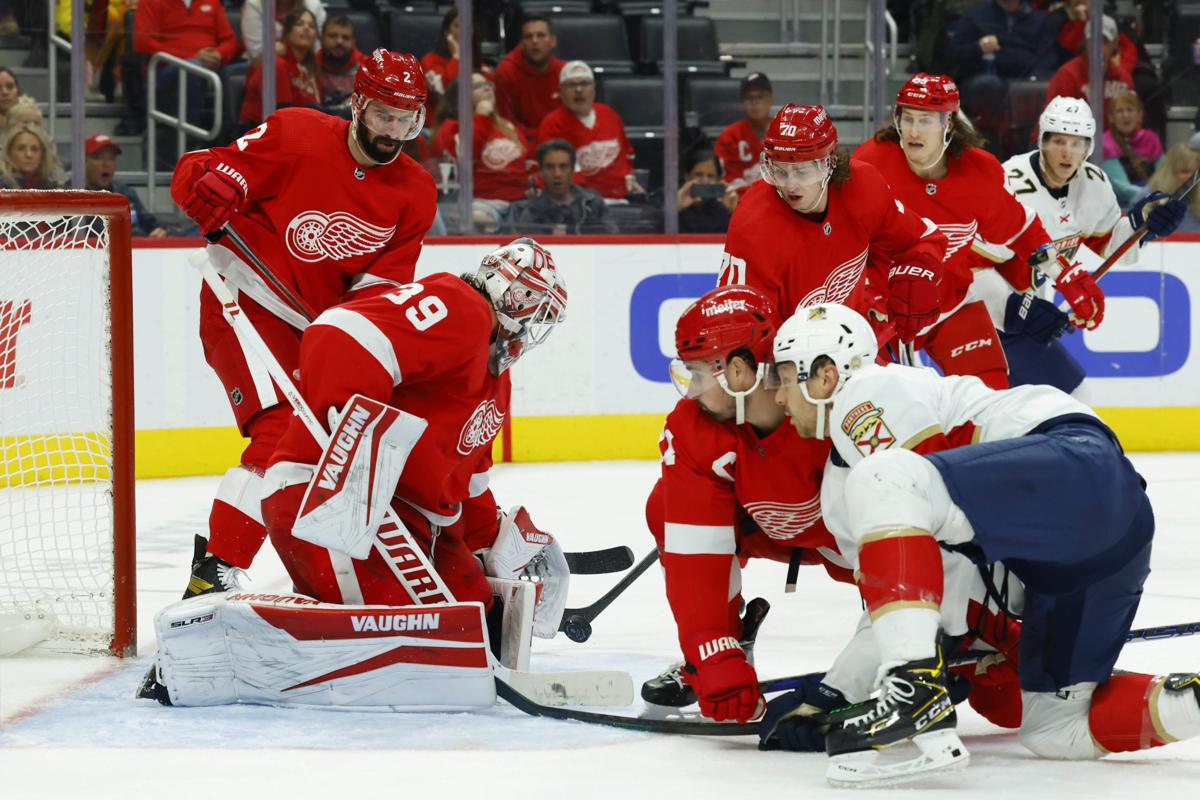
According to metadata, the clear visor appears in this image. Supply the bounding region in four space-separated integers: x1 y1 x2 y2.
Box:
895 109 949 135
668 358 780 399
360 100 424 140
759 154 833 190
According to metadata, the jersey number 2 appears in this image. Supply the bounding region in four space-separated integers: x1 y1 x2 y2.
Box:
236 122 268 151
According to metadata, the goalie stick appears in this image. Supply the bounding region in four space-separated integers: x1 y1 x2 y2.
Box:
190 249 630 706
559 549 660 642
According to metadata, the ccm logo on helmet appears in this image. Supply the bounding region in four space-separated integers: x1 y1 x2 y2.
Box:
889 265 936 281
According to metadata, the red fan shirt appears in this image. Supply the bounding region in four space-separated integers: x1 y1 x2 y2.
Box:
535 103 634 200
432 115 536 202
714 118 764 191
269 273 508 527
853 137 1050 310
493 47 565 131
172 108 437 327
657 399 844 652
719 161 948 319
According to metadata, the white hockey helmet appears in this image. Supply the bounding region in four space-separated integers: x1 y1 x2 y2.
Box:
470 238 567 375
772 303 877 438
1038 96 1096 158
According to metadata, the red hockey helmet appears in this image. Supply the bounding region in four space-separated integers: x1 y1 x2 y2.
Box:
355 49 427 112
761 104 838 163
895 73 959 113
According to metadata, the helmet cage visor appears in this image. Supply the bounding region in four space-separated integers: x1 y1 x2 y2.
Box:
490 266 567 373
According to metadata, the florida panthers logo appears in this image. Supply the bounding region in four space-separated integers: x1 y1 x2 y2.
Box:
457 399 506 455
285 211 396 263
743 497 823 540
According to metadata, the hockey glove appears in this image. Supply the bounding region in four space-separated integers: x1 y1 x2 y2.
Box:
485 506 569 639
758 672 846 752
184 164 247 235
1130 191 1187 243
1054 261 1104 330
886 263 941 342
1003 292 1072 344
683 631 762 723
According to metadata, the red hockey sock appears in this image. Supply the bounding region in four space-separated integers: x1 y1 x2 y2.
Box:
207 496 267 569
1089 673 1168 753
858 532 944 617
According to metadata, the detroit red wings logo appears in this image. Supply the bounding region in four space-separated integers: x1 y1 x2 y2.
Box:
938 221 978 260
743 497 823 540
576 139 621 175
457 399 506 455
799 246 868 307
285 211 396 263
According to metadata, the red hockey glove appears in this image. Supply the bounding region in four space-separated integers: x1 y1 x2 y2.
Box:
683 632 762 723
183 163 247 234
886 263 941 342
1054 261 1104 330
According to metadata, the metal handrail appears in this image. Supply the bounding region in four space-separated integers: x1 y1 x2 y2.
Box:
47 5 70 142
146 52 223 212
863 4 899 132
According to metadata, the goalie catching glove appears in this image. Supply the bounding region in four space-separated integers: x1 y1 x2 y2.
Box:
483 506 569 639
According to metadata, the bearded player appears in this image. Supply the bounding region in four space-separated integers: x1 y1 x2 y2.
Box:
168 49 438 598
641 284 854 724
138 241 571 709
975 96 1186 396
718 104 949 350
854 74 1098 390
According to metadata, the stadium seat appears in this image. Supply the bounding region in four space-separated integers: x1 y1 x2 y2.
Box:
548 15 635 75
683 75 741 133
223 72 248 137
520 1 593 13
637 17 725 75
226 7 242 42
383 0 439 11
388 12 444 60
345 9 384 54
597 75 664 132
1005 79 1049 156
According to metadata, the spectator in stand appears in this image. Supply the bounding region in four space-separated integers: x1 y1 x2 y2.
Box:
948 0 1059 143
1136 144 1200 234
241 0 326 62
1046 15 1132 118
56 0 131 103
4 96 42 133
0 123 64 190
314 15 366 114
714 72 772 193
0 2 17 36
0 67 26 119
432 71 535 232
81 134 167 237
510 139 614 234
494 14 564 132
421 7 490 119
133 0 240 133
677 148 738 234
240 8 321 126
1102 90 1162 210
535 61 642 202
1050 1 1135 63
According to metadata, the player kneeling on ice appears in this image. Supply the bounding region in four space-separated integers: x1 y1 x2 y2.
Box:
767 302 1200 786
138 240 571 710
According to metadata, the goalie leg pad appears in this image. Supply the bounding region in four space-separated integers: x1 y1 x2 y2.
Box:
290 394 428 559
152 593 495 710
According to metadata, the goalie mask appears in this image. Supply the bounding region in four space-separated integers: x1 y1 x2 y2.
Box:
772 303 877 439
471 238 567 375
670 285 780 425
351 49 427 165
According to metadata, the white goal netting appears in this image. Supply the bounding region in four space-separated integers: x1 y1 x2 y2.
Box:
0 210 124 655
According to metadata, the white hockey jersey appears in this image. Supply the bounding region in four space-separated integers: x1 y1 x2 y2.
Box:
970 150 1138 328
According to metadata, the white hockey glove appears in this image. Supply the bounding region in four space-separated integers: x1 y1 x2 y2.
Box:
484 506 569 639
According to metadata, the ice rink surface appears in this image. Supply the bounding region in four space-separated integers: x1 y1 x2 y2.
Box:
2 455 1198 799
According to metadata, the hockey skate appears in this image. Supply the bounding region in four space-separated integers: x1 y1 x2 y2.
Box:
1164 673 1200 703
182 534 247 599
641 597 770 707
824 648 968 788
135 661 172 705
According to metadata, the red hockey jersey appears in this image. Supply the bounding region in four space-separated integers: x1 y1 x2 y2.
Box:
535 103 634 200
657 399 843 652
714 117 763 191
172 108 437 328
853 137 1049 309
719 161 948 318
269 273 507 526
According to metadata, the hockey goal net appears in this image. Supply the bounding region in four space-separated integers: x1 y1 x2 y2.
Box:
0 191 136 657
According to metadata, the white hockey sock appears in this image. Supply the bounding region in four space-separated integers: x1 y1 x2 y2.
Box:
872 607 940 675
1156 680 1200 741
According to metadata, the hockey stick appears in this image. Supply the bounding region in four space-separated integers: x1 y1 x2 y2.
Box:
206 225 318 323
565 546 635 575
559 549 660 643
1089 167 1200 283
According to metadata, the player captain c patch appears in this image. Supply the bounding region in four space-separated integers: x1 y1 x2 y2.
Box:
841 401 896 457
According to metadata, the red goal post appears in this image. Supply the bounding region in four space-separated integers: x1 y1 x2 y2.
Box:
0 190 136 657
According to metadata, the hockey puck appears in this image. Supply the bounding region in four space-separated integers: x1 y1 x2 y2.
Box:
563 615 592 643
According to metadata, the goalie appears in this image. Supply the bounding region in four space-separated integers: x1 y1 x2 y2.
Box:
138 240 571 710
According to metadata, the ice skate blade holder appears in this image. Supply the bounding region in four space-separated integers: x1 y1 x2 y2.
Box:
826 728 970 788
